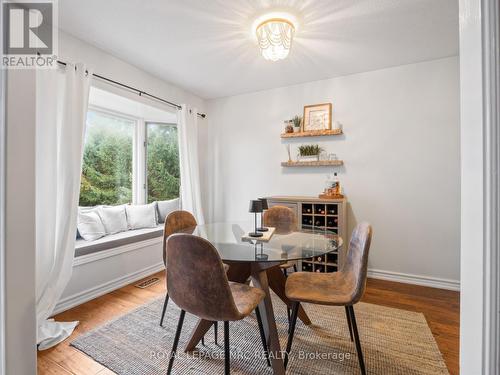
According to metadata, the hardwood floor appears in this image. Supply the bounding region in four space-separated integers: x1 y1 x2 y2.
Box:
363 278 460 375
37 273 460 375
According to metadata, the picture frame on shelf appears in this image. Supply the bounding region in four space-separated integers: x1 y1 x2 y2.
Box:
303 103 332 132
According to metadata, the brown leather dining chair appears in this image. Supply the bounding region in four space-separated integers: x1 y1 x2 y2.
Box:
160 210 224 345
263 205 297 234
263 206 299 275
166 233 269 374
284 222 373 375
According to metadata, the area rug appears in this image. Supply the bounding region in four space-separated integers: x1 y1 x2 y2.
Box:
71 296 449 375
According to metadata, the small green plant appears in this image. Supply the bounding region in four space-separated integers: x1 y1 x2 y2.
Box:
298 144 323 156
292 115 302 128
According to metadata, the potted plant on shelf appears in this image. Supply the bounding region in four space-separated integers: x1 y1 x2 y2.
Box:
284 120 294 133
292 115 302 133
298 144 323 162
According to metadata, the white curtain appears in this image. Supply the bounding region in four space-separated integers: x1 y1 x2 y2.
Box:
178 105 205 224
36 63 92 350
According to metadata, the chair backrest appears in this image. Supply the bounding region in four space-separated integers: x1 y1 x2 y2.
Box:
263 206 297 234
342 222 373 304
166 233 241 321
163 210 197 265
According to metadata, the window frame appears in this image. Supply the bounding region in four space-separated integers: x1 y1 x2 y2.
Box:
83 105 178 206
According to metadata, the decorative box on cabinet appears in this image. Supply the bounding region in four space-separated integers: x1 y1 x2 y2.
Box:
267 196 347 273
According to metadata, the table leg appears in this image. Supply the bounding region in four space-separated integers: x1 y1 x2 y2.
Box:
251 267 286 375
184 319 214 352
267 266 312 326
226 261 252 283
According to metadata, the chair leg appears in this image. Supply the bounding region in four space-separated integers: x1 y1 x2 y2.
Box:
159 293 169 327
255 307 271 367
348 305 366 375
284 301 300 369
293 264 298 273
282 268 292 326
167 309 185 375
214 321 218 345
224 321 230 375
344 306 354 341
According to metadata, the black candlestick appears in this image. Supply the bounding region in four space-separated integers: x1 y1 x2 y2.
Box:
248 200 263 238
255 242 268 260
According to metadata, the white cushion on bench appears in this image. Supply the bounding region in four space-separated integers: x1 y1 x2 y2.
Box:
126 203 158 230
77 210 106 241
157 198 180 223
98 205 128 235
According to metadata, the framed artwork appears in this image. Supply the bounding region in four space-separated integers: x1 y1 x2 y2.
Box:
303 103 332 132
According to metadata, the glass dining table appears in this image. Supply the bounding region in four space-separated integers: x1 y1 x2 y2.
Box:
178 222 343 375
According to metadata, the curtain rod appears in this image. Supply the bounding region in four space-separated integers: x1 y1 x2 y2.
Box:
54 58 207 119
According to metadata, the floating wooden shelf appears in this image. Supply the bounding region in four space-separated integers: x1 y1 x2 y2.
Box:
281 160 343 167
281 129 343 138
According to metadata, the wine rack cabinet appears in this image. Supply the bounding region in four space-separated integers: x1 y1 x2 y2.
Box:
266 196 347 273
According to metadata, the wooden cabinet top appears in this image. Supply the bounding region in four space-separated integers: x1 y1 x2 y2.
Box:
267 195 346 203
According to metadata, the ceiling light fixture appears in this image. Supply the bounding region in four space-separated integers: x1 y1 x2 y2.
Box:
253 13 297 61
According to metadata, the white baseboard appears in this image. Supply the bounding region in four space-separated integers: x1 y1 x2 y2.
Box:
367 268 460 291
53 262 165 315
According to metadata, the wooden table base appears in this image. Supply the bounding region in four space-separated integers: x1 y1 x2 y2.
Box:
266 265 311 326
250 264 285 375
184 261 311 375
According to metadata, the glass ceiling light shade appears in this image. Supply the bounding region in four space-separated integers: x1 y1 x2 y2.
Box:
255 17 295 61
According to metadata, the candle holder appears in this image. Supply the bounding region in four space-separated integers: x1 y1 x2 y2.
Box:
257 198 269 232
248 200 263 238
254 242 268 260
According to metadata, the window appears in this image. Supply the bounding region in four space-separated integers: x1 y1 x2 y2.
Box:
80 110 134 206
79 94 179 207
146 123 180 203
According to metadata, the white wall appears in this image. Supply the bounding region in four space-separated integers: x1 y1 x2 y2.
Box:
458 0 486 372
0 43 5 375
206 57 461 287
4 70 37 375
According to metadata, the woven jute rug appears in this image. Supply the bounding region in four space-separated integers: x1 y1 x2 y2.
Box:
71 296 449 375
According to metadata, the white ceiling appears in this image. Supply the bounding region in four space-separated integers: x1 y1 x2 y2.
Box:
59 0 459 99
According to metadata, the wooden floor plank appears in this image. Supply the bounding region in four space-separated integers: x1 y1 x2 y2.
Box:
37 356 74 375
57 350 105 375
37 272 459 375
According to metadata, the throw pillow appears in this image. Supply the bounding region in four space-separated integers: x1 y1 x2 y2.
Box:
156 198 180 223
98 205 128 235
77 210 106 241
125 203 158 230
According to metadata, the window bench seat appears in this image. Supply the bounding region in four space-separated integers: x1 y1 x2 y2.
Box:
59 226 164 314
75 225 164 257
